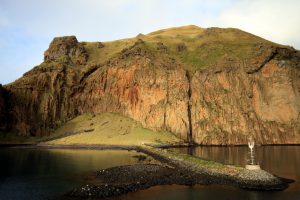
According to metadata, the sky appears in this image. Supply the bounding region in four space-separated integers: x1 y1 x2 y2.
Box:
0 0 300 84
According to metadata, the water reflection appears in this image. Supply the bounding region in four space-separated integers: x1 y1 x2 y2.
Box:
172 146 300 180
0 148 143 200
0 146 299 200
166 146 300 199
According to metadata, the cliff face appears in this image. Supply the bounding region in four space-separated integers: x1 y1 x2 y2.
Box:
190 48 300 144
2 25 300 144
0 84 10 132
74 41 190 140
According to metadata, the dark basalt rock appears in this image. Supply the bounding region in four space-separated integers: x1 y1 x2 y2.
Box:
65 164 291 199
97 42 105 48
177 42 187 52
0 85 10 132
156 42 168 52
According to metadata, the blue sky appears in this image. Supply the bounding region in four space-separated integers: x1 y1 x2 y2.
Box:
1 0 300 84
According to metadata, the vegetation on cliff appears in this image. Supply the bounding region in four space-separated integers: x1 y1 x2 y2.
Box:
1 25 300 145
45 113 182 146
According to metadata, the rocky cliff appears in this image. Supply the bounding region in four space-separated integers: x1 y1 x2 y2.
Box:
1 25 300 144
0 84 10 132
190 48 300 144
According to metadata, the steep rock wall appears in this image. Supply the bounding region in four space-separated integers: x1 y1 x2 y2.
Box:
6 63 79 136
2 36 300 145
74 42 190 140
0 84 10 132
4 38 191 141
190 48 300 144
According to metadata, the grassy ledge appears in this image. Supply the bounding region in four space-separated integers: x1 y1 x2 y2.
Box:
44 113 184 146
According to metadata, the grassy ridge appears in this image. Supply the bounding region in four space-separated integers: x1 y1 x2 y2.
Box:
82 25 283 72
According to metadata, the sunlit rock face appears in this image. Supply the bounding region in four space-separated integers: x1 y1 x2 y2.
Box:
44 36 88 65
2 27 300 145
75 56 190 141
190 48 300 145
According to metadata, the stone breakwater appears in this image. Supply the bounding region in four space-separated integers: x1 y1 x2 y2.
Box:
62 145 291 199
140 147 290 190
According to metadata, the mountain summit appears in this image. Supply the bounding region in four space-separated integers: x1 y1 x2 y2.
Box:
1 25 300 145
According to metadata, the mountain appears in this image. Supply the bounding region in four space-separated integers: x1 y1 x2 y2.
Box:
1 25 300 145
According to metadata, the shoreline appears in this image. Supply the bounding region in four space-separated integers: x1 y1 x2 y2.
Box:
15 144 293 190
50 143 292 199
8 142 300 153
2 142 300 148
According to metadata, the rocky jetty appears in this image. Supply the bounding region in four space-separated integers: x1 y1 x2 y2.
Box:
65 147 292 199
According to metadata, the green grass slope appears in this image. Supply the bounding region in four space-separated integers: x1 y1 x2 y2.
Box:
83 25 285 72
45 113 183 146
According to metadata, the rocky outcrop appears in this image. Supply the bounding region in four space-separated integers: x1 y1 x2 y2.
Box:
176 43 187 52
44 36 88 65
97 42 105 48
1 29 300 144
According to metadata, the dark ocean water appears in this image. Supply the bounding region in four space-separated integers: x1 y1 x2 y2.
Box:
117 146 300 200
0 148 141 199
0 146 299 200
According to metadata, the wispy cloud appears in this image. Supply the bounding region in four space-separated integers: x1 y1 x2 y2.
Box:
219 0 300 47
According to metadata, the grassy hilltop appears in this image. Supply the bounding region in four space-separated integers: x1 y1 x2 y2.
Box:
83 25 281 72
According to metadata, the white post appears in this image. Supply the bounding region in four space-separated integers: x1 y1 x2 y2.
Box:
248 140 254 165
246 136 261 170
